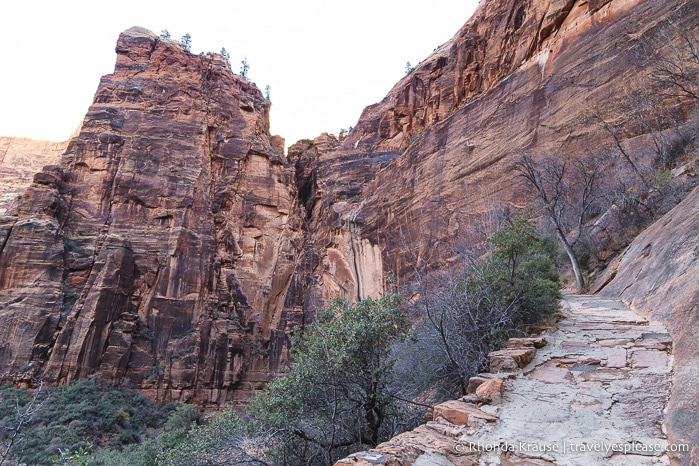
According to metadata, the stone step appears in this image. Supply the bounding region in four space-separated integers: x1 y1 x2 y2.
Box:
433 399 498 426
334 293 674 465
466 376 504 403
506 337 547 348
487 347 536 372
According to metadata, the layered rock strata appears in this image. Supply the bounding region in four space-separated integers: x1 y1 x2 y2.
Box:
0 27 304 405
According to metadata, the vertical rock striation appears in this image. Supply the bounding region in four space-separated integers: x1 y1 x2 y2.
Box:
0 0 697 426
0 27 305 405
298 0 698 302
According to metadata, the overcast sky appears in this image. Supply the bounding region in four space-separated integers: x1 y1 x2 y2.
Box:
0 1 479 148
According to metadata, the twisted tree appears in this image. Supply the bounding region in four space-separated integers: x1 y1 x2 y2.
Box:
514 154 607 291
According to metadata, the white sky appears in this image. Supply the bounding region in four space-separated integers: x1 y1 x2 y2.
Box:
0 1 478 148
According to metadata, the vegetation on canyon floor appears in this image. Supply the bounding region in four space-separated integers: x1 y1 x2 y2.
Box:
0 379 183 465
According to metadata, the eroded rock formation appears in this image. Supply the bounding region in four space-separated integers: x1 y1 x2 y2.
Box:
0 0 697 426
0 27 305 405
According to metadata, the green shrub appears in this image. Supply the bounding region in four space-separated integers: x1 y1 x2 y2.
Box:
0 379 179 465
401 214 561 396
171 328 194 340
156 409 254 466
248 294 412 465
92 438 159 466
137 326 154 341
486 214 561 325
655 168 672 183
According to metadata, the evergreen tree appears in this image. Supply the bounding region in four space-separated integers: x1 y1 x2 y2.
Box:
240 57 249 80
250 294 410 464
220 47 231 70
180 33 192 52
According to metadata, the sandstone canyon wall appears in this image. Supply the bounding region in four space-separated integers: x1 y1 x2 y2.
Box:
0 27 306 405
594 184 699 465
0 0 697 424
296 0 698 298
313 0 697 454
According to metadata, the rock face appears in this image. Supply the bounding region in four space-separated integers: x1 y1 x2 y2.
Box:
296 0 699 304
0 137 66 215
0 0 697 420
595 184 699 465
0 27 303 405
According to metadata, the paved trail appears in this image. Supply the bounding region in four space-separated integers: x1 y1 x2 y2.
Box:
339 293 676 465
469 293 674 465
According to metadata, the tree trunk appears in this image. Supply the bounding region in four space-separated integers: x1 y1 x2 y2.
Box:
364 392 381 447
556 230 585 291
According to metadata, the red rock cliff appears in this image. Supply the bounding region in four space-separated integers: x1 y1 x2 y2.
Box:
0 27 306 405
301 0 698 302
1 0 697 426
299 0 699 457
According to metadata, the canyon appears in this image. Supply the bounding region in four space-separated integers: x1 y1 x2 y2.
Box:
0 0 697 462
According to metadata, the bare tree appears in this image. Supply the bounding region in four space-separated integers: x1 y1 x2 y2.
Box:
420 270 519 394
592 80 694 230
398 215 560 397
1 382 50 465
649 20 699 102
514 154 607 291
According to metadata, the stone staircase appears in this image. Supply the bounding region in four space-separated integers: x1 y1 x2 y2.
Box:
335 293 675 465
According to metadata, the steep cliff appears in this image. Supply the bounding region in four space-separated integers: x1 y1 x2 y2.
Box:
296 0 698 304
0 0 697 422
299 0 699 457
0 27 306 405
